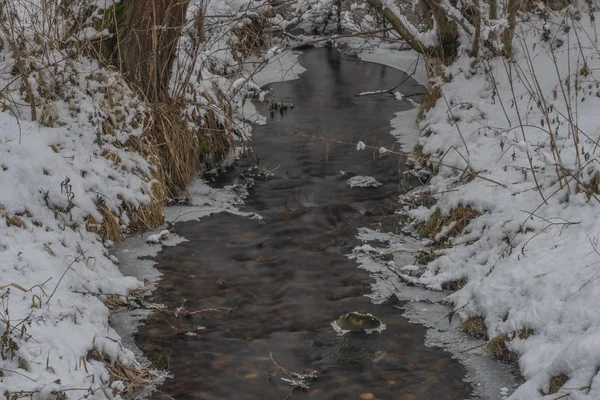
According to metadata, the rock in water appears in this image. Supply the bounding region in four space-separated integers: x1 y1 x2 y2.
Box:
332 312 386 335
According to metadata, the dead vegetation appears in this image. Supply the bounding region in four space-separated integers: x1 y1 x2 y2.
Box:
414 250 440 265
92 348 151 397
231 13 271 61
543 373 569 395
419 204 480 241
486 333 515 361
485 329 534 361
459 316 488 340
418 84 442 119
581 172 600 199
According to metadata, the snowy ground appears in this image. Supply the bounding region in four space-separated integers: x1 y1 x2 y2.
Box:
0 0 297 398
348 5 600 400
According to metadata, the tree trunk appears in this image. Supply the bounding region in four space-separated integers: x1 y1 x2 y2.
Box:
422 0 458 57
367 0 458 58
420 0 434 30
120 0 190 102
336 0 342 34
471 0 482 57
503 0 519 56
489 0 498 19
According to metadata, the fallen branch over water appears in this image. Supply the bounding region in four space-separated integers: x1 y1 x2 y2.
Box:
285 27 396 50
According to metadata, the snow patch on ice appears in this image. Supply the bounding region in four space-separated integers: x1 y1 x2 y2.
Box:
252 51 307 87
347 176 382 188
358 45 428 86
390 108 421 152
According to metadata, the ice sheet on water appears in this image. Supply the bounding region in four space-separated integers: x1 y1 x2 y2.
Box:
111 179 258 390
350 228 518 400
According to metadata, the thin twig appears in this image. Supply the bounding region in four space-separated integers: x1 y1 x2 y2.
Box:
46 256 82 305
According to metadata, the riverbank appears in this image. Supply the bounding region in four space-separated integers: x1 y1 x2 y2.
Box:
131 46 480 400
0 1 275 397
347 6 600 400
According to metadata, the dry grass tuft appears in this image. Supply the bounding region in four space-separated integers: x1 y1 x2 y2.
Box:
92 348 150 395
459 316 488 340
97 206 125 242
126 181 165 232
194 93 236 167
5 215 26 229
415 250 440 265
518 328 534 339
419 204 479 241
486 328 535 361
138 102 199 198
582 172 600 199
543 373 569 395
101 149 122 166
418 84 442 119
486 333 516 361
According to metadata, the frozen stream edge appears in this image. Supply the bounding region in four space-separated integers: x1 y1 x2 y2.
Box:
111 46 516 399
351 41 519 399
351 224 519 400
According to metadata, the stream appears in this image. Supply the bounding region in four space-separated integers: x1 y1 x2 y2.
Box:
135 47 476 399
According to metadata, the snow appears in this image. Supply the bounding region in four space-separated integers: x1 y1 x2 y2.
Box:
390 108 422 152
5 0 600 398
358 43 429 86
350 228 519 399
350 4 600 399
145 230 170 244
251 50 307 87
347 175 383 188
0 59 154 396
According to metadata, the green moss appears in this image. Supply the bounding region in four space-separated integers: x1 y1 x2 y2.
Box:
382 253 394 261
415 250 439 265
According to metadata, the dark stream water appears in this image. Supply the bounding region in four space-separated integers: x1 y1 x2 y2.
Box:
137 48 474 400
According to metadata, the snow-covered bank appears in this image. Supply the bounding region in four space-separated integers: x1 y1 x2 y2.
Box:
0 60 158 397
0 0 298 397
368 6 600 400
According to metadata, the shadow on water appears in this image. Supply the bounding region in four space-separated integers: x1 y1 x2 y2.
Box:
137 47 474 400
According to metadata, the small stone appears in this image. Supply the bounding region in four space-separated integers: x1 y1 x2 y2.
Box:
216 278 228 289
359 394 374 400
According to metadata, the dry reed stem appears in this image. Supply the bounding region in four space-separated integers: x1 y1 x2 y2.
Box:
419 205 479 239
